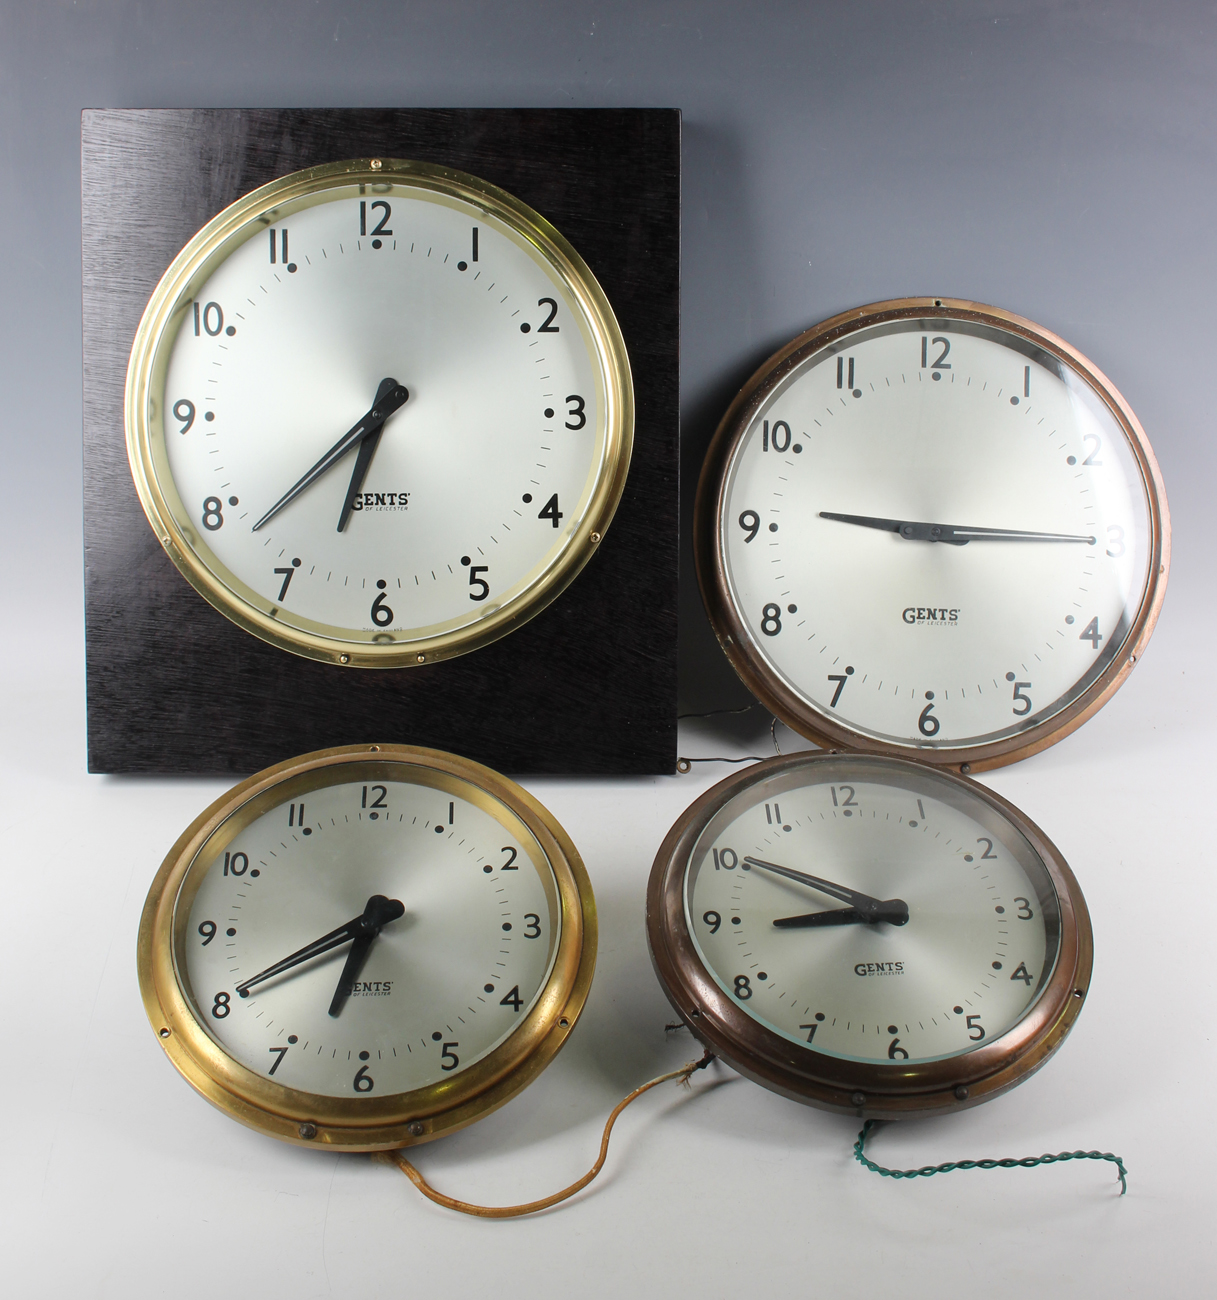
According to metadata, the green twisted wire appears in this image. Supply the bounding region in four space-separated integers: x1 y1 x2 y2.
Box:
853 1119 1127 1195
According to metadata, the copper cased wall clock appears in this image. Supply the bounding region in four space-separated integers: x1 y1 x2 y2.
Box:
647 752 1092 1118
695 298 1169 772
139 744 595 1149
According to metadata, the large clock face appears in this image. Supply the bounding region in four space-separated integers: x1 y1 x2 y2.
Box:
127 159 633 667
698 300 1168 769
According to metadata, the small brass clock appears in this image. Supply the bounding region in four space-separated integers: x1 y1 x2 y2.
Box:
138 744 596 1149
648 752 1092 1118
695 298 1169 770
126 158 633 667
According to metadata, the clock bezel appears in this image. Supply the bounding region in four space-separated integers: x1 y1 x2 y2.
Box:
137 744 597 1150
694 297 1170 772
125 157 634 668
646 752 1093 1120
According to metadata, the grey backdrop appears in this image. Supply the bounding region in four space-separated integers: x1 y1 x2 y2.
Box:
2 4 1214 1298
3 0 1211 707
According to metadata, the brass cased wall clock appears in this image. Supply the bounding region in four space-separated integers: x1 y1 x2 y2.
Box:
647 752 1092 1119
138 744 596 1149
695 298 1169 771
125 157 633 668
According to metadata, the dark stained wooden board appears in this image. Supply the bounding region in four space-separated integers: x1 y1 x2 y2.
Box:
82 108 679 775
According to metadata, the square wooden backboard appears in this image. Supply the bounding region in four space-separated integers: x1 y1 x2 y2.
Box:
82 108 679 775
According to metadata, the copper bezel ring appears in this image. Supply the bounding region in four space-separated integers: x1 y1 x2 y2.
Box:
694 297 1170 772
645 752 1093 1119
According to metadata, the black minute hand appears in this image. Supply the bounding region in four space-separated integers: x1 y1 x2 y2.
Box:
234 894 404 998
251 379 409 532
743 856 909 925
818 512 1095 546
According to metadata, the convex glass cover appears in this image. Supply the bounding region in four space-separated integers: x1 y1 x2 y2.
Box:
696 299 1168 769
647 753 1092 1117
126 159 633 666
139 745 596 1148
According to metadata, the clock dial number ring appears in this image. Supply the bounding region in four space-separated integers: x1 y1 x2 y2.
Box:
127 159 633 667
696 299 1169 770
140 745 596 1149
646 753 1092 1119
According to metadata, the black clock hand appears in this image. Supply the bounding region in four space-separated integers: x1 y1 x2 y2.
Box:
327 894 406 1015
742 856 905 923
335 377 398 533
251 380 409 532
235 894 405 998
328 933 375 1017
773 901 909 928
336 428 384 532
818 512 1095 546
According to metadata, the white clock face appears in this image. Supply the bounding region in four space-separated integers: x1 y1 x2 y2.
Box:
715 312 1158 753
684 757 1060 1065
178 772 559 1099
131 162 631 664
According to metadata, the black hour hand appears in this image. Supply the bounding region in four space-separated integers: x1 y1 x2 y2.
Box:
252 379 408 532
327 894 404 1018
773 900 909 928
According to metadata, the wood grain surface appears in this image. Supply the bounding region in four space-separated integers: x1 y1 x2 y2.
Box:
82 108 680 775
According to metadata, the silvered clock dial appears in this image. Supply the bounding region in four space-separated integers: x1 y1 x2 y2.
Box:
126 158 633 667
138 744 596 1149
647 752 1092 1118
696 299 1169 770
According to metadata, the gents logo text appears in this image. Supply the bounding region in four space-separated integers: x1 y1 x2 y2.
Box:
902 607 959 626
854 961 905 977
350 491 410 512
344 980 394 996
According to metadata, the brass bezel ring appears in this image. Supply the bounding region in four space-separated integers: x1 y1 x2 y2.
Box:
137 744 598 1150
125 158 634 668
694 297 1170 772
646 753 1093 1120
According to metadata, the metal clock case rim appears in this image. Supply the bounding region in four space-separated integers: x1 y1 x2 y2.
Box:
693 296 1170 773
137 744 597 1150
125 157 635 668
645 752 1093 1120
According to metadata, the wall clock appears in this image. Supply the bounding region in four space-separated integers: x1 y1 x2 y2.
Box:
81 108 679 775
647 751 1091 1118
695 298 1169 771
125 157 633 667
138 744 595 1148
